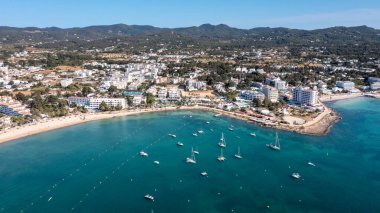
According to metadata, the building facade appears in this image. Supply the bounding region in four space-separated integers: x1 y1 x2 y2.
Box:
68 97 126 110
261 86 279 103
240 90 265 101
336 81 355 91
292 87 318 106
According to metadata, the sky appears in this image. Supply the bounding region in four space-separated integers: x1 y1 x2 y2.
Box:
1 0 380 29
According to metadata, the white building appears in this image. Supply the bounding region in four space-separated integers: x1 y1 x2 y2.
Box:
33 74 44 81
213 83 226 93
157 88 167 101
370 82 380 90
240 90 265 101
336 81 355 91
68 97 126 110
168 88 181 101
368 77 380 83
265 77 287 91
186 80 206 91
261 86 279 103
132 95 145 105
60 79 73 87
292 87 318 106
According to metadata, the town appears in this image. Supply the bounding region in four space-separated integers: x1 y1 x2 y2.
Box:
0 38 380 135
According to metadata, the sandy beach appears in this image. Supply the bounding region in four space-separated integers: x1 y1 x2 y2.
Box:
319 93 364 102
0 104 340 144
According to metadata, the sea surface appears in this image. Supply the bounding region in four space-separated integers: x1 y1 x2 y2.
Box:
0 97 379 213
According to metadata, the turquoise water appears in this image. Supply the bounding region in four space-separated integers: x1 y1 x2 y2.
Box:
0 97 379 213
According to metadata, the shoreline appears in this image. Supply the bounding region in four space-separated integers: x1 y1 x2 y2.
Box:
0 104 341 144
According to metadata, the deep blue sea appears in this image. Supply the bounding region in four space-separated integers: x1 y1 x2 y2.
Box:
0 97 379 213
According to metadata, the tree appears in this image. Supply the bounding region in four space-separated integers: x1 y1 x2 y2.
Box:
225 91 238 101
253 98 262 107
15 92 28 104
11 116 25 125
146 93 155 106
115 104 123 111
126 96 133 106
263 98 272 108
81 86 92 97
99 101 109 111
108 85 118 94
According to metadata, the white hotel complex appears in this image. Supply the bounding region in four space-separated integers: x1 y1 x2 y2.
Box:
68 97 127 110
292 87 318 106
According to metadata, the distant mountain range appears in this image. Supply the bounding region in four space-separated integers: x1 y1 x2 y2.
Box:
1 24 380 57
1 23 379 42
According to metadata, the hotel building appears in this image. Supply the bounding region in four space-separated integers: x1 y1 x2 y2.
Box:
292 87 318 106
68 97 126 110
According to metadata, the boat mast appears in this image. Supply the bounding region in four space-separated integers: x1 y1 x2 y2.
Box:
276 132 280 148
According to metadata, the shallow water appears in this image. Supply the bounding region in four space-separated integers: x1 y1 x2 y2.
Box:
0 97 379 213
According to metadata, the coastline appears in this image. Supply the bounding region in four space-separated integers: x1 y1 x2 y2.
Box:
0 104 341 144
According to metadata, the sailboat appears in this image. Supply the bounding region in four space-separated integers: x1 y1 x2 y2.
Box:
266 132 281 151
218 133 227 148
186 147 196 164
193 147 199 155
217 148 225 161
234 146 242 159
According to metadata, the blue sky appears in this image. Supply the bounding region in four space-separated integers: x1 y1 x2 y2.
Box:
1 0 380 29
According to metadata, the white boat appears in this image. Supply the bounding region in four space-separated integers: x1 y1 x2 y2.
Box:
177 142 184 146
308 162 316 167
201 172 208 176
48 197 53 202
218 133 227 148
168 134 177 138
250 132 256 137
153 161 160 165
266 132 280 151
144 194 154 201
217 148 225 161
228 127 234 131
291 173 301 179
192 133 198 137
140 151 148 157
186 148 196 164
198 130 204 134
206 121 210 124
214 113 222 117
234 146 242 159
193 147 199 155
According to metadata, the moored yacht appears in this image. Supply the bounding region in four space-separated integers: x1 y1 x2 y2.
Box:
186 148 196 164
308 162 316 167
168 134 177 138
201 172 208 176
140 151 148 157
144 194 154 201
198 130 204 134
266 132 280 151
153 161 160 165
193 147 199 155
218 133 227 148
177 142 184 146
192 133 198 137
250 132 256 136
291 173 301 179
217 148 225 161
234 146 242 159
